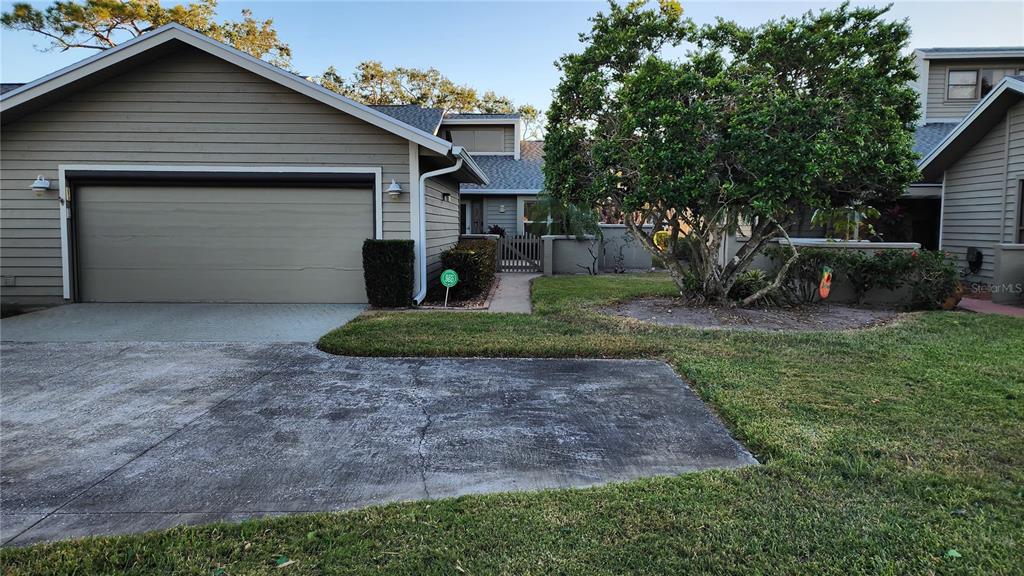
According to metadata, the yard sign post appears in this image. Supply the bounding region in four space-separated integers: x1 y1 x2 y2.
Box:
440 269 459 307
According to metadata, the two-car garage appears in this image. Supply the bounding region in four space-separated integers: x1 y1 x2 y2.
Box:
70 176 376 303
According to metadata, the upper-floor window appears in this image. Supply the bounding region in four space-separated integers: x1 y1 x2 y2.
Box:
447 128 505 153
947 70 978 100
947 68 1020 100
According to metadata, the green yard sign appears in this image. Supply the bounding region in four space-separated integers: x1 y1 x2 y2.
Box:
440 269 459 307
441 269 459 288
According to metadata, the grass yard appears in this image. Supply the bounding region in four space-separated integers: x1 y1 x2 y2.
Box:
3 274 1023 575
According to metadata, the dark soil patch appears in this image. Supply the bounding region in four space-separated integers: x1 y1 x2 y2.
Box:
603 298 900 332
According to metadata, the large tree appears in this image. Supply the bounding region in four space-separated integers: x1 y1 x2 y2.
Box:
316 62 543 138
1 0 290 66
544 0 919 304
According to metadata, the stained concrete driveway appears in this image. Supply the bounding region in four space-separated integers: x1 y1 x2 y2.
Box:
1 303 366 343
0 342 756 546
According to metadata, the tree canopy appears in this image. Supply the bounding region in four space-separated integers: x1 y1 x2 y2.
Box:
1 0 291 66
316 62 543 138
544 0 920 304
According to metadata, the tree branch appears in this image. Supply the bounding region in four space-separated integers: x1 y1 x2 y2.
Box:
740 224 799 306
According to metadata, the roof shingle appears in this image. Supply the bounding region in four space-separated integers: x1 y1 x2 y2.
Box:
370 104 444 135
913 123 958 157
461 141 544 192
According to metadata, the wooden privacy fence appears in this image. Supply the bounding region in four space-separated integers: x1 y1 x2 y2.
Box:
498 234 542 272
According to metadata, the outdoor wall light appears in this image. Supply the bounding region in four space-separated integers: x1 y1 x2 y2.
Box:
499 204 506 213
30 175 51 195
386 179 402 199
441 192 451 202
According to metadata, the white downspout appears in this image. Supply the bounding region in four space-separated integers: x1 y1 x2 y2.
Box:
413 151 464 304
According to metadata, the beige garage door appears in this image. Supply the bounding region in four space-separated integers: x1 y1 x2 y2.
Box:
75 183 373 303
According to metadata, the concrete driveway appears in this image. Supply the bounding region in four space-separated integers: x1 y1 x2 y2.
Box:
1 303 366 343
0 342 756 546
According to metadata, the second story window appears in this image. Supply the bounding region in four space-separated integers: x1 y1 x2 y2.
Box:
947 70 978 100
980 69 1018 97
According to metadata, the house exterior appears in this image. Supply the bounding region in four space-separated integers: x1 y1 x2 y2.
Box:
919 75 1024 302
0 24 490 307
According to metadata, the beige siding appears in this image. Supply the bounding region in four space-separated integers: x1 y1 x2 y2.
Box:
0 47 411 305
441 124 515 154
424 176 460 282
926 59 1024 120
941 100 1024 283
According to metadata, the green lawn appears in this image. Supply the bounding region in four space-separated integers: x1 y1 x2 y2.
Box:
4 274 1023 575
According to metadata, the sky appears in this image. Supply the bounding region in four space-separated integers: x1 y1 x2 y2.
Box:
2 0 1022 110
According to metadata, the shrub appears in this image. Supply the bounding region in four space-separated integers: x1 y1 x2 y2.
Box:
766 245 958 309
362 239 414 308
729 269 770 302
487 224 507 237
906 250 959 310
440 239 497 300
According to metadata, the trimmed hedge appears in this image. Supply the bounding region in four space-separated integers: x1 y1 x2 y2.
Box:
439 239 496 300
767 246 959 309
362 239 414 308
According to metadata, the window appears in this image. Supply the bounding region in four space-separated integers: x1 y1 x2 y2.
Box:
522 201 536 224
947 70 978 100
980 69 1017 97
948 68 1020 100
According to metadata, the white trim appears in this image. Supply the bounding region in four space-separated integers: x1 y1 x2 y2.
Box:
918 76 1024 174
467 152 516 156
462 202 472 234
408 142 422 296
1000 106 1012 242
1 24 458 156
938 170 947 250
917 49 1024 60
514 120 522 160
56 163 383 301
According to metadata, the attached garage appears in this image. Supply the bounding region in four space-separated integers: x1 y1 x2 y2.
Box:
0 24 488 307
73 181 374 303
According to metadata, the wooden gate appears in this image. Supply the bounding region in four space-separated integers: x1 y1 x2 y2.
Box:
498 234 542 272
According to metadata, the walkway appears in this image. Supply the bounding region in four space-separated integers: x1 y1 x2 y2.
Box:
957 297 1024 319
488 273 539 314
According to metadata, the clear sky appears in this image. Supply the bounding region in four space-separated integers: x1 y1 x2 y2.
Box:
2 0 1022 110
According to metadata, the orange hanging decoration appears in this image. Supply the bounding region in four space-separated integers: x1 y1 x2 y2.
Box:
819 266 833 300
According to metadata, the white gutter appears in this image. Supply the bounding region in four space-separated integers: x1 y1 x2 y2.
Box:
413 148 465 304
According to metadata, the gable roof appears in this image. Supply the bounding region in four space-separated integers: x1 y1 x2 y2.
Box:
0 83 24 95
371 105 444 135
461 140 544 193
919 76 1024 181
445 113 521 120
0 23 487 184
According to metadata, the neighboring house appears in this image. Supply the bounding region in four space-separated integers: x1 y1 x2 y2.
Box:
918 75 1024 290
0 24 489 307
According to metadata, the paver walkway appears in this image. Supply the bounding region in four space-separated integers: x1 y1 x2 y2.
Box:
958 297 1024 318
488 273 539 313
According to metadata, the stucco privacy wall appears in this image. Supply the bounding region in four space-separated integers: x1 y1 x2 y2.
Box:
0 46 412 305
424 176 461 282
941 100 1023 283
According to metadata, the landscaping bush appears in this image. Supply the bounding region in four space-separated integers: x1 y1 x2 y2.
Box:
362 239 414 308
766 246 959 309
487 224 507 237
439 239 497 300
728 269 770 302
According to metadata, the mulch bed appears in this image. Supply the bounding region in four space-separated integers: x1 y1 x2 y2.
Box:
419 277 499 310
602 297 901 332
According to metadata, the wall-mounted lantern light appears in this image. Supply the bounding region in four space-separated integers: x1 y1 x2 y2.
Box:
30 175 51 196
441 192 451 202
386 179 402 199
499 204 506 213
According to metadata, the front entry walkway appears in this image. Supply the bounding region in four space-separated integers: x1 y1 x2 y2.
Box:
958 297 1024 318
0 303 366 343
488 273 539 313
1 342 757 545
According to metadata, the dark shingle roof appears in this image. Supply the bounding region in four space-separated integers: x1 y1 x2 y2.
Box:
445 113 521 120
1 83 25 95
913 123 958 157
370 105 444 135
461 140 544 192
